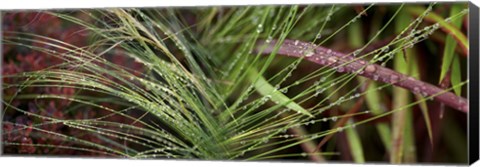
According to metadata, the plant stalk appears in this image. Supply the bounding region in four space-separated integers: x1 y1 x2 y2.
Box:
255 39 468 113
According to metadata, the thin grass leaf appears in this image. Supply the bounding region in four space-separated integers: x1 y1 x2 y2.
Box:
439 4 465 83
391 9 411 163
249 69 313 117
407 5 468 55
361 79 392 152
345 119 365 163
451 56 462 96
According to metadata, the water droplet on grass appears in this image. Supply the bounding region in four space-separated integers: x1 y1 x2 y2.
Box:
390 75 399 83
331 116 338 121
304 49 315 57
413 87 420 94
382 46 390 52
320 77 326 82
316 88 326 94
266 36 273 43
353 50 361 57
326 49 332 54
406 43 414 48
354 93 360 98
364 64 376 73
327 57 337 65
272 25 277 30
256 24 263 33
336 66 345 73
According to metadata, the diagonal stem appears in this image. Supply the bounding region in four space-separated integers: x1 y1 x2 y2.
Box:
254 39 468 113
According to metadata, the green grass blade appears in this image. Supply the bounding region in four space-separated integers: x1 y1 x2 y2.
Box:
451 56 462 96
362 80 392 152
346 119 365 163
439 4 465 83
391 8 411 163
249 69 313 117
407 5 468 55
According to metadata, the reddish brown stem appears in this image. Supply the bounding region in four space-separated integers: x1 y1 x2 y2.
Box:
255 39 468 113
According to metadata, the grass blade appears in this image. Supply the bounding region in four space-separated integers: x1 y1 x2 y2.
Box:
439 4 466 83
249 69 313 117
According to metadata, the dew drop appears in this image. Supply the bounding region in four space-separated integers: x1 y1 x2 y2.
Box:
349 95 355 100
326 49 332 54
364 64 376 73
256 24 263 33
413 87 420 94
319 59 326 64
358 70 365 75
320 77 326 82
271 25 277 30
326 15 331 21
353 50 361 57
316 88 326 94
382 46 390 52
331 116 338 121
406 43 414 48
336 66 345 73
327 57 338 65
390 75 399 83
304 49 315 57
354 93 360 98
265 36 273 43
